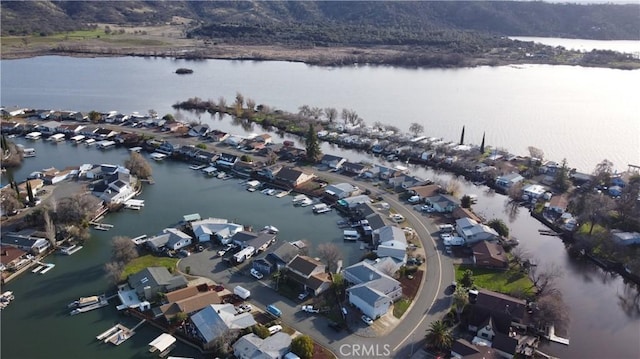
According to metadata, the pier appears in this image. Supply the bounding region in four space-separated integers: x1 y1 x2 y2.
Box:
39 263 55 274
96 319 145 346
90 221 114 231
60 244 83 255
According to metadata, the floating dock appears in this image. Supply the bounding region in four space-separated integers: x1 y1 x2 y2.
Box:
32 265 45 273
96 319 146 346
124 199 145 210
90 221 114 231
39 263 55 274
60 245 83 255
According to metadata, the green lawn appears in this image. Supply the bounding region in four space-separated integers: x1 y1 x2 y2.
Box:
455 264 535 299
393 298 411 318
120 254 178 280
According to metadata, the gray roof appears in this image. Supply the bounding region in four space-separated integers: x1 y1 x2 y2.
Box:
365 214 387 230
268 240 300 264
374 226 407 246
234 332 292 359
191 304 257 344
147 228 192 249
348 284 390 307
128 266 188 292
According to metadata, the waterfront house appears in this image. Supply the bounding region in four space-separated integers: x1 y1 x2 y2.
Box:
456 218 499 246
17 179 44 198
0 246 29 272
0 121 21 134
336 194 373 212
233 332 292 359
472 241 508 269
232 231 276 253
157 285 221 322
79 126 99 137
373 226 407 265
522 184 546 200
252 240 300 274
451 338 497 359
232 161 255 178
146 228 193 252
452 207 483 223
155 141 176 155
216 153 239 168
190 218 243 244
257 164 283 181
207 129 230 142
319 154 345 170
190 304 257 350
273 166 315 188
278 146 306 162
128 267 188 301
163 122 186 133
1 231 50 254
387 174 428 192
468 289 531 333
37 121 61 134
188 124 210 137
286 255 331 296
94 128 119 139
92 166 136 204
0 106 27 117
496 173 524 189
324 182 359 200
343 260 402 319
407 184 441 202
58 123 85 134
425 194 459 213
547 195 569 214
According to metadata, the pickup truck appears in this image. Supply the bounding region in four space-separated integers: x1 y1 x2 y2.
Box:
301 305 319 313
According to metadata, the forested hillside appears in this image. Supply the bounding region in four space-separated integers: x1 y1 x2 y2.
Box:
2 1 639 40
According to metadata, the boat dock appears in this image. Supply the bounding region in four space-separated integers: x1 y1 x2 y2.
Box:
60 244 83 255
32 265 45 273
39 263 55 274
275 190 291 198
149 333 177 357
124 199 145 210
90 221 114 231
96 319 145 346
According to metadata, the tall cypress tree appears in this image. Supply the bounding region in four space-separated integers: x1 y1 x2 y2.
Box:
26 181 35 204
480 132 485 154
460 126 465 145
305 123 322 163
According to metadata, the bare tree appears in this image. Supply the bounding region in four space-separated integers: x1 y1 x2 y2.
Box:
341 109 362 127
298 105 311 118
0 189 23 216
310 107 323 121
529 262 563 297
409 122 425 137
527 146 544 162
324 107 338 123
532 291 570 331
111 236 138 264
592 159 614 188
217 96 227 110
124 151 152 179
317 243 342 273
56 193 102 225
510 246 531 267
446 179 461 197
245 98 256 113
43 210 57 249
104 261 124 285
377 260 397 277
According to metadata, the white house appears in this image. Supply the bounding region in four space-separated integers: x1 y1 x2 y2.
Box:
190 218 243 244
233 332 292 359
455 218 499 246
522 184 546 200
324 182 359 200
100 178 136 204
425 194 459 213
343 260 402 319
191 304 257 350
147 228 193 252
373 226 407 265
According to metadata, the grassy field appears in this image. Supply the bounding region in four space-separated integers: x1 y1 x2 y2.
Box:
120 254 179 280
454 264 535 298
393 298 411 318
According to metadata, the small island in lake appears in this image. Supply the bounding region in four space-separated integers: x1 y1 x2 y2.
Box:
175 68 193 75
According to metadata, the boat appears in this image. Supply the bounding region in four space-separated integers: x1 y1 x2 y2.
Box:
150 152 167 161
246 180 261 192
312 203 332 214
299 198 314 207
84 138 96 146
68 295 102 308
60 244 83 255
263 225 279 234
0 291 15 309
292 194 310 206
97 140 116 149
25 132 42 140
124 199 145 210
261 188 276 196
69 294 108 315
129 146 142 153
47 133 65 142
189 164 206 170
70 135 86 144
217 171 226 179
22 148 36 158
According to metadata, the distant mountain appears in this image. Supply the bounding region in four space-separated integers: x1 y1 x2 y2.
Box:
2 1 639 40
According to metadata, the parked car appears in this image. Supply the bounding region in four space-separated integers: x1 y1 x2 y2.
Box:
236 304 252 314
341 306 348 316
301 305 320 313
390 214 405 223
250 268 264 280
298 292 310 301
268 325 282 335
407 195 421 204
420 205 434 212
266 304 282 317
361 315 374 325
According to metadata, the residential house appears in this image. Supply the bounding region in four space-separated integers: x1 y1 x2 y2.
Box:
17 179 44 198
1 231 50 254
252 240 300 274
373 226 407 265
336 195 372 212
468 289 531 333
190 218 243 244
495 173 524 189
37 121 61 134
0 106 27 117
324 183 359 201
450 339 498 359
232 231 276 253
341 162 369 177
387 174 427 192
472 241 508 269
286 255 331 296
407 184 441 202
217 153 239 169
547 195 569 214
425 194 459 213
190 304 257 350
207 130 230 142
58 123 85 134
456 218 499 246
343 260 402 319
273 167 315 189
0 246 29 272
225 135 245 147
146 228 193 252
42 167 74 185
522 184 546 200
452 207 483 223
0 121 21 134
257 164 283 181
232 161 255 178
570 172 593 185
94 128 119 139
188 124 210 137
127 267 188 300
320 154 347 169
155 141 176 155
157 285 221 321
233 332 292 359
254 133 273 144
278 146 306 162
164 122 186 133
79 126 99 137
611 231 640 246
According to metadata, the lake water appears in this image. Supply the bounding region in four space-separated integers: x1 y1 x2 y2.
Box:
1 54 640 358
1 56 639 173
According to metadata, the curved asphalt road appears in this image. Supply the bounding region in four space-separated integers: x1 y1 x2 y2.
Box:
179 169 454 358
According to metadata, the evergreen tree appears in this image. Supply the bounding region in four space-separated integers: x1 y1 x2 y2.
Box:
1 135 7 152
460 125 465 145
305 123 322 163
480 132 485 153
26 181 35 204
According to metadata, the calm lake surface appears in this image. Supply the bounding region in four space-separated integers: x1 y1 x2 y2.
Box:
1 56 639 173
1 54 639 358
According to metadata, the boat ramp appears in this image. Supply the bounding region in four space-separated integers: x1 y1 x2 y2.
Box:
96 319 146 346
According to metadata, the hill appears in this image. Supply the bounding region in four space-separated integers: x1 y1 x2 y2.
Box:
2 1 639 40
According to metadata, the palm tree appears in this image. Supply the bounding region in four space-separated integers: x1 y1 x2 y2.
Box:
452 287 469 322
425 320 453 352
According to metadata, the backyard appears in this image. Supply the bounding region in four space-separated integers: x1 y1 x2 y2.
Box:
121 254 179 280
454 264 534 298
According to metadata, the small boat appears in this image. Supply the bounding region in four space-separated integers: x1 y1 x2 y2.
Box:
312 203 332 214
70 135 86 144
261 188 276 196
150 152 167 161
47 133 65 142
23 148 36 158
189 164 206 170
60 244 83 255
263 225 279 234
129 146 142 153
299 198 313 207
68 295 102 309
25 132 42 140
84 138 96 146
292 194 310 206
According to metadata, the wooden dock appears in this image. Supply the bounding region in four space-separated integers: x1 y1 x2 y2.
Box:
96 319 146 346
90 221 114 231
39 264 55 274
